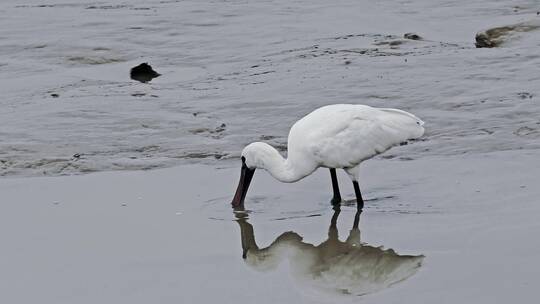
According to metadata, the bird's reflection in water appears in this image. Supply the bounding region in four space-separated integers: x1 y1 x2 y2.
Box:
236 208 424 297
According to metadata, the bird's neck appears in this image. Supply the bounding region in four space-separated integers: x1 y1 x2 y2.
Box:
249 143 314 183
262 153 299 183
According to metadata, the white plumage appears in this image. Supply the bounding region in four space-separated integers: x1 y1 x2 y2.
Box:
243 104 424 181
232 104 425 208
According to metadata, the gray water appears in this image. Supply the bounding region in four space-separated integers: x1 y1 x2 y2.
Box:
1 0 540 177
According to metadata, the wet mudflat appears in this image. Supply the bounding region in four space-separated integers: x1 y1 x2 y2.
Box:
2 150 539 303
1 0 540 176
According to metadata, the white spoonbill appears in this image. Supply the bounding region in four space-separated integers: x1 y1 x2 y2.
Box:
231 104 425 209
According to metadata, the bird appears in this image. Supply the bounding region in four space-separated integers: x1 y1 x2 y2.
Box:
231 104 425 209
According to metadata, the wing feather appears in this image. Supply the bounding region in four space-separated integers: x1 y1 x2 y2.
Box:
288 105 424 168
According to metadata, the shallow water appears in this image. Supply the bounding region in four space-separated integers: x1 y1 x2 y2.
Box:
237 209 424 298
2 151 540 303
1 0 540 177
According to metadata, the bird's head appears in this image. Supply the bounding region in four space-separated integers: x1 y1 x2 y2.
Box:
231 142 286 208
240 142 276 169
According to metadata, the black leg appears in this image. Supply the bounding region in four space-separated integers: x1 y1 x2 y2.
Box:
352 181 365 210
329 168 342 205
353 209 362 229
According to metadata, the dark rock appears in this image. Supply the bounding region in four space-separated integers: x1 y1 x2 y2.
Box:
51 93 59 98
404 33 422 40
475 22 540 48
130 63 161 83
475 29 507 48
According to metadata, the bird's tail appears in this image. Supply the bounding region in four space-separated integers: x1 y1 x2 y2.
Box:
378 108 425 139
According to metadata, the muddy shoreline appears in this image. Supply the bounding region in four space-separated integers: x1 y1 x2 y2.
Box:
1 0 540 177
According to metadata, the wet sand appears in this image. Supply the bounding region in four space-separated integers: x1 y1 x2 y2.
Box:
2 151 539 303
